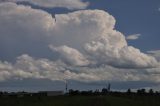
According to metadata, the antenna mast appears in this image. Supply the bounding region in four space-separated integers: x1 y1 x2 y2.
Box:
65 80 68 93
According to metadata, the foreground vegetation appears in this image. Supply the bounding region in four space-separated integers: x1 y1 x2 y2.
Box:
1 88 160 106
0 94 160 106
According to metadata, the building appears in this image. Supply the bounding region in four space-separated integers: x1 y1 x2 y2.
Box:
38 91 64 96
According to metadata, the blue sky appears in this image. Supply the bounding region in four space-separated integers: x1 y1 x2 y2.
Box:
0 0 160 92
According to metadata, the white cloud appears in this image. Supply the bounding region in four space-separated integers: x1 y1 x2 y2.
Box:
0 2 55 58
49 45 90 66
0 61 13 81
0 2 159 84
0 2 158 69
0 2 55 36
51 9 116 50
85 39 158 69
126 34 141 40
0 0 89 9
51 10 158 68
0 54 160 83
148 50 160 61
0 54 107 82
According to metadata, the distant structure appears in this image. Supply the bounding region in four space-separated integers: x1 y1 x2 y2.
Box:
107 83 111 92
38 91 64 96
65 80 68 93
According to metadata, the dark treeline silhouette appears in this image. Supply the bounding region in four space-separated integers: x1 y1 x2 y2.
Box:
68 88 160 97
0 88 160 97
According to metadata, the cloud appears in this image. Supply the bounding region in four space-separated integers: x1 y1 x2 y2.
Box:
158 8 160 12
126 34 141 40
0 2 158 69
51 10 157 69
0 61 12 81
0 2 159 84
0 54 160 83
148 50 160 61
0 2 55 59
50 9 116 50
85 39 157 69
49 45 90 66
0 0 89 9
0 54 107 82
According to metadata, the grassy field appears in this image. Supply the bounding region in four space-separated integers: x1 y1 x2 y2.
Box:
0 95 160 106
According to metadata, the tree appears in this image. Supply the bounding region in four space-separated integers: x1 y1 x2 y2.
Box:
127 88 131 94
149 89 154 95
137 89 146 95
102 88 108 94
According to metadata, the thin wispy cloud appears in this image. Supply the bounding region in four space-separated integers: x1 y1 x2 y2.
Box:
126 34 141 40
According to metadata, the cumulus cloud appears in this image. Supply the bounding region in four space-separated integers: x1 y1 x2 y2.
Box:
148 50 160 61
0 61 12 81
49 45 90 66
0 2 158 69
0 54 108 82
51 10 158 68
0 2 55 39
0 54 160 83
0 2 159 84
85 38 157 68
0 0 89 9
126 34 141 40
50 9 116 50
0 2 55 59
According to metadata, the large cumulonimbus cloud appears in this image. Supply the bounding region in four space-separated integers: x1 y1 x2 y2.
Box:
0 0 89 9
0 2 160 83
49 9 158 69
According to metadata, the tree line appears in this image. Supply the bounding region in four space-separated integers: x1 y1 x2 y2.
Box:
68 88 160 96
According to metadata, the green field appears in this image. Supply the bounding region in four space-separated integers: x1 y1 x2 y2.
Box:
0 95 160 106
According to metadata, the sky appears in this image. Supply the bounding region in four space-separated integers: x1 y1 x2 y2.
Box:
0 0 160 92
